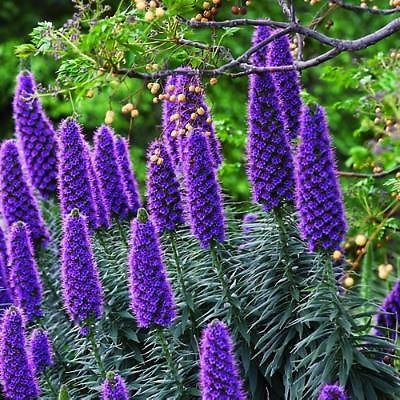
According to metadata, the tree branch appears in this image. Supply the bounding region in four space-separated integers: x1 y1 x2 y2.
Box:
339 165 400 178
331 0 400 16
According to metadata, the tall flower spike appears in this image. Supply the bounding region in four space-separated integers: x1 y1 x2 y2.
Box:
58 118 97 229
0 140 49 246
128 208 176 328
199 320 245 400
0 307 40 399
146 139 185 235
29 329 54 376
173 68 222 167
9 222 43 322
247 26 295 212
115 136 141 216
162 74 182 165
13 71 58 198
182 129 225 248
84 141 110 229
267 30 302 141
295 105 347 253
0 226 11 307
374 279 400 339
61 209 104 334
101 372 129 400
94 125 130 220
318 383 348 400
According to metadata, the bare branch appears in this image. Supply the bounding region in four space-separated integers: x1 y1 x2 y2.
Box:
339 165 400 178
331 0 400 15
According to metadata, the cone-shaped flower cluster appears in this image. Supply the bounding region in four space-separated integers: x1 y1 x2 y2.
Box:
0 307 39 399
13 71 58 198
128 209 176 328
84 142 110 229
162 74 182 166
29 328 53 375
101 372 129 400
0 140 49 246
199 320 245 400
9 222 43 322
374 279 400 339
182 129 225 248
318 383 347 400
94 125 130 220
146 139 185 234
295 106 347 253
167 68 222 168
247 26 295 212
61 209 104 334
267 30 302 141
115 136 141 216
58 118 97 229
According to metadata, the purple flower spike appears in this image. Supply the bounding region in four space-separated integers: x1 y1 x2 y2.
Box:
101 372 129 400
13 71 58 198
58 118 97 229
128 208 176 328
182 129 225 248
267 31 302 141
170 68 222 168
115 136 141 216
374 279 400 339
162 74 182 165
84 142 110 229
61 209 104 333
0 227 11 307
295 105 347 253
29 329 54 375
94 125 130 220
9 222 43 322
199 320 245 400
0 307 40 399
318 383 348 400
146 139 185 235
247 26 295 213
0 140 49 247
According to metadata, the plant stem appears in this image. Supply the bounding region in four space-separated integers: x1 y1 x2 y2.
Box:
116 220 128 247
169 233 197 332
156 328 184 397
88 328 106 378
44 370 58 397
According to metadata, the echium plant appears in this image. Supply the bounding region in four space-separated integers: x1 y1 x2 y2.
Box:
1 66 400 400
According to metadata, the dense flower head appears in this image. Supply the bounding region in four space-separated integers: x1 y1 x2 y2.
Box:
374 279 400 339
94 125 130 220
169 68 222 168
295 105 347 253
162 74 182 165
84 141 110 229
128 208 176 328
13 71 58 198
0 140 49 247
247 26 295 212
146 139 185 234
61 209 104 334
9 222 43 322
266 30 302 141
58 118 97 229
0 307 39 399
101 372 129 400
199 320 245 400
318 383 348 400
115 136 141 216
29 329 53 375
182 129 225 248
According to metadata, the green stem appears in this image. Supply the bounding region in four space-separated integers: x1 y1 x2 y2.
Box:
44 370 58 397
88 328 106 378
116 220 128 246
156 328 184 396
169 233 197 332
96 230 111 256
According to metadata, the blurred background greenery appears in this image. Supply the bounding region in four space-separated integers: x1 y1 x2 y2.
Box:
1 0 400 291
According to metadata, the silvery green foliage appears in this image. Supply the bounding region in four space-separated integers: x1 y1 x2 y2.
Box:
35 200 400 400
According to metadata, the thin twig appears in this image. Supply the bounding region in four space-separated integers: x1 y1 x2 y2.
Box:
338 165 400 178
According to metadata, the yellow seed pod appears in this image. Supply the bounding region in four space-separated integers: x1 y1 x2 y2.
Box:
191 113 197 120
154 148 161 156
169 94 177 102
177 94 186 102
170 113 179 122
197 107 205 115
105 110 115 125
157 157 164 165
152 97 159 104
155 7 165 17
378 264 391 280
355 234 367 247
145 10 155 21
136 1 147 10
147 82 154 89
189 85 196 92
171 130 178 138
131 109 139 118
185 123 193 131
149 0 157 8
195 86 202 94
343 276 354 288
203 1 211 9
86 89 94 98
167 85 175 92
332 250 342 261
206 117 212 124
122 103 134 114
150 154 159 162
